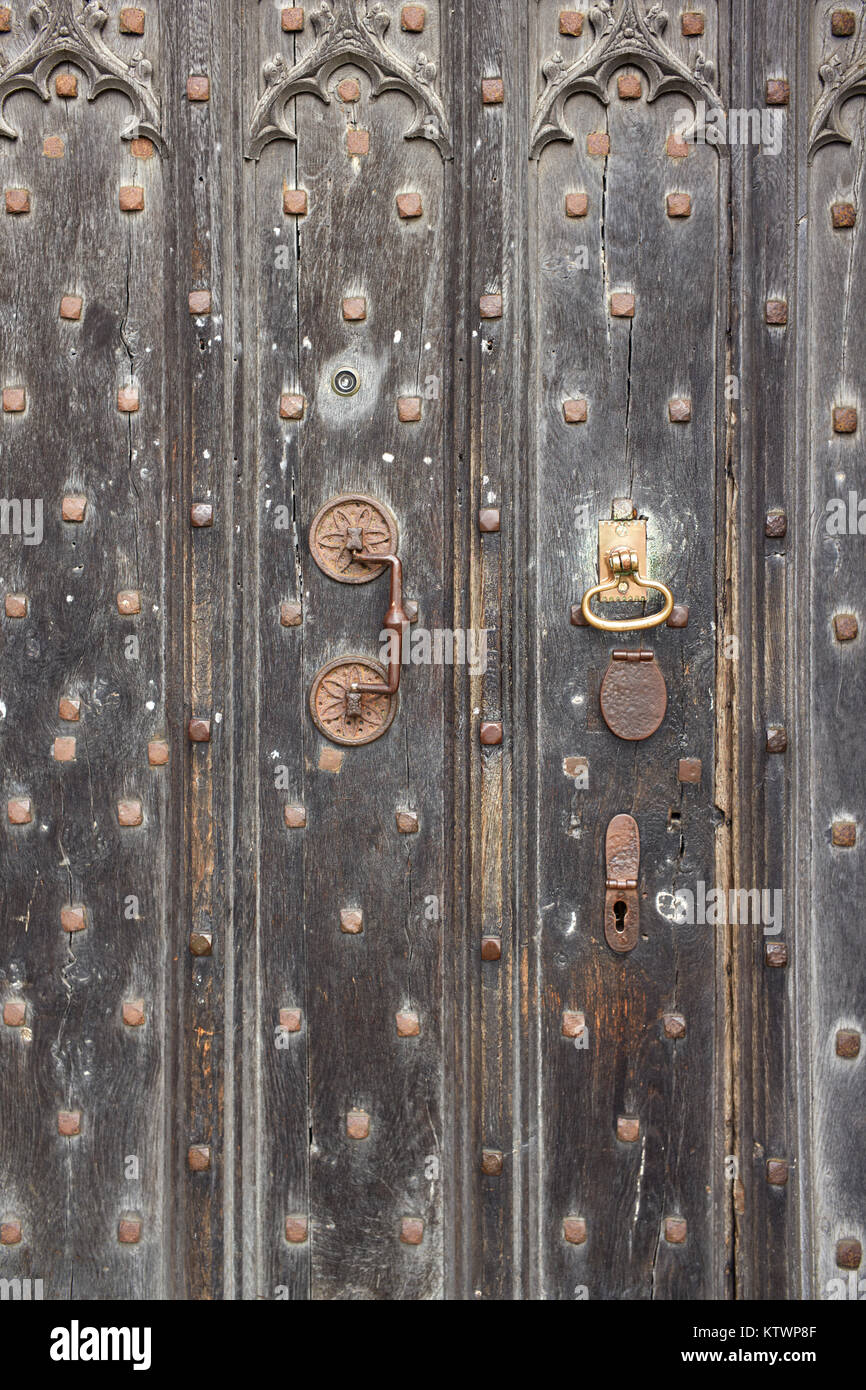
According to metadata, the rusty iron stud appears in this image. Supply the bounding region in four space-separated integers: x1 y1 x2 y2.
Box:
118 1216 142 1244
663 1012 686 1039
561 1010 585 1039
119 185 144 212
59 293 83 320
190 503 213 528
58 1109 81 1137
284 805 306 828
766 1159 789 1186
0 8 11 33
282 6 305 30
122 1000 145 1027
682 11 705 34
570 603 589 626
481 935 502 961
283 187 307 217
187 75 210 101
677 758 702 784
279 1007 302 1032
117 385 139 412
565 192 588 218
0 1220 22 1245
833 406 858 434
832 11 857 36
395 810 419 833
3 1001 26 1027
610 291 635 318
62 495 87 522
832 202 856 228
342 296 367 321
836 1239 862 1270
346 128 369 155
766 79 790 105
117 799 143 827
587 131 610 155
764 509 787 538
396 1009 421 1036
618 73 641 100
480 293 502 318
832 821 857 847
401 5 426 32
481 77 504 104
54 737 77 763
765 299 788 325
147 739 169 766
766 725 787 753
285 1214 309 1243
664 1216 687 1244
188 1144 211 1172
480 721 503 746
617 1116 640 1143
7 798 32 825
836 1029 861 1059
43 135 65 158
117 590 141 615
400 1217 424 1245
189 930 213 956
563 398 588 423
667 604 689 628
765 941 788 968
188 718 211 742
397 396 422 422
667 131 689 157
559 11 584 36
336 77 360 102
478 507 500 532
396 191 422 218
188 289 212 315
481 1149 503 1175
666 193 692 218
669 397 692 421
340 908 363 935
279 392 305 419
280 600 302 627
2 387 25 412
5 189 30 214
119 7 145 34
563 1217 587 1245
131 138 153 158
60 904 86 934
346 1109 370 1139
834 613 859 642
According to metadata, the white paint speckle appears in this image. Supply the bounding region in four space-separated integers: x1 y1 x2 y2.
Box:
393 330 402 343
145 700 155 711
382 452 394 463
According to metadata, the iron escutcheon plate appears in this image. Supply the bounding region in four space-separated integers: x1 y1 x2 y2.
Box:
309 493 398 583
604 813 640 954
309 655 398 746
599 649 667 741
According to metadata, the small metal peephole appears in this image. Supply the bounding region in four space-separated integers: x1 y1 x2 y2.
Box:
331 366 360 397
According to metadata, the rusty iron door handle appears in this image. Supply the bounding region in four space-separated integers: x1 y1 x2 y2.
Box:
348 553 410 697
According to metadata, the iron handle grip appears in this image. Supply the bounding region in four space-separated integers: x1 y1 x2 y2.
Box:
350 554 409 696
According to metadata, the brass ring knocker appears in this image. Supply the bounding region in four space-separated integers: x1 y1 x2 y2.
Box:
581 545 674 632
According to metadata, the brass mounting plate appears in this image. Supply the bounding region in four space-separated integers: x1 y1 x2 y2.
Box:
598 519 647 602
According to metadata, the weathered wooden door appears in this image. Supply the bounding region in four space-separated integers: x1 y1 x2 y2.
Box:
0 0 863 1304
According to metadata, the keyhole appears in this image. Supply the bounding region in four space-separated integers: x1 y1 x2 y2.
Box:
613 900 628 934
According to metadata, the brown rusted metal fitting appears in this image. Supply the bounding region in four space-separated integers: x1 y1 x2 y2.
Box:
189 930 213 956
669 395 692 419
187 74 210 101
833 406 858 434
678 758 702 783
400 1217 424 1245
336 77 360 103
57 1110 81 1137
605 814 640 953
2 387 25 412
559 11 584 37
832 201 856 228
3 1001 26 1027
682 11 705 34
59 292 83 321
7 798 32 825
282 7 305 31
832 820 857 847
401 5 426 33
836 1029 861 1059
481 1149 503 1175
766 79 790 105
61 905 86 934
667 604 689 627
54 737 77 762
667 131 689 157
119 7 146 34
618 73 641 100
832 10 857 37
565 193 588 218
666 193 692 218
479 507 500 532
188 717 211 742
342 295 367 321
563 1216 587 1245
117 590 141 615
131 138 154 158
279 392 305 419
283 187 307 217
588 131 610 155
340 908 363 935
396 1009 421 1036
190 502 213 528
397 396 422 422
610 291 634 317
480 293 502 319
764 509 787 538
396 191 422 218
617 1116 640 1143
765 299 788 325
480 721 503 746
346 128 370 155
663 1012 686 1039
188 290 212 315
481 77 504 104
0 1220 22 1245
279 1007 302 1032
563 397 587 422
766 725 787 753
284 804 306 828
280 600 302 627
188 1145 211 1171
561 1010 585 1039
481 936 502 961
836 1239 862 1270
122 1000 145 1027
118 1216 142 1244
117 799 143 827
119 185 144 212
117 385 140 413
600 651 667 741
834 613 859 642
766 1159 789 1186
62 495 87 522
664 1216 687 1244
346 1109 370 1139
147 739 169 766
765 940 788 967
56 72 78 98
395 810 419 833
570 603 589 626
311 657 398 745
5 189 30 214
285 1214 309 1244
